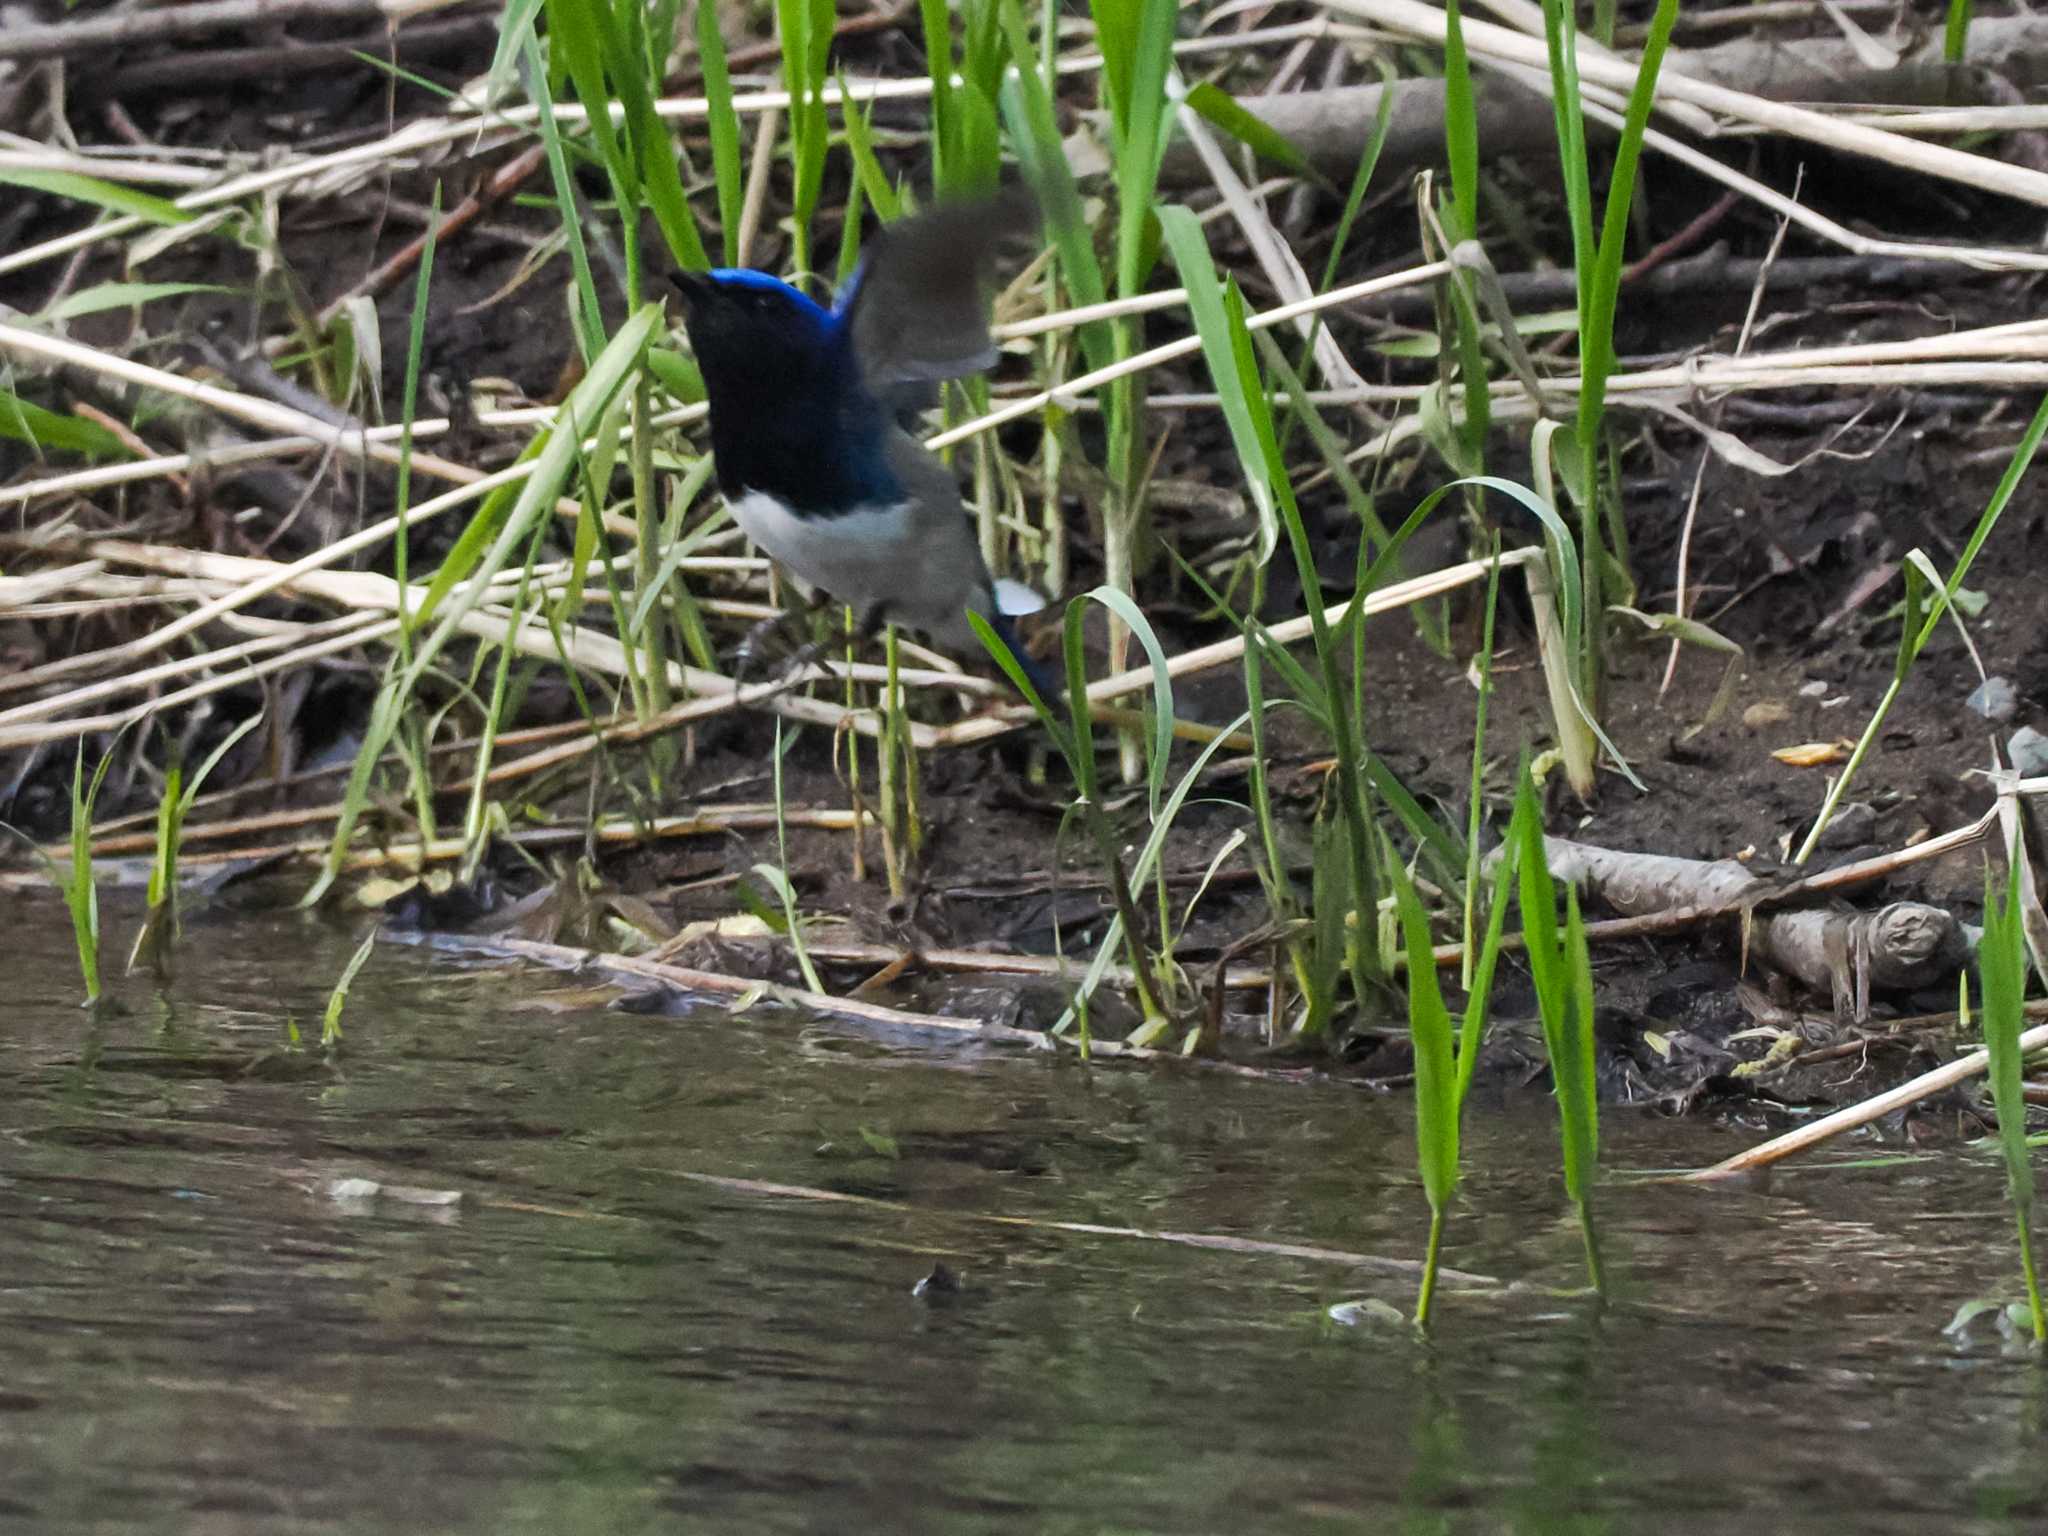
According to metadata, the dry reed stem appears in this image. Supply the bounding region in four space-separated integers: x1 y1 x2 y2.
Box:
0 20 1375 281
926 259 1454 452
0 321 592 515
1687 1020 2048 1181
657 1164 1491 1281
928 546 1545 748
0 534 946 752
1328 0 2048 207
85 804 864 878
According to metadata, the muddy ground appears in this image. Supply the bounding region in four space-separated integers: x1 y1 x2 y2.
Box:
3 6 2045 1130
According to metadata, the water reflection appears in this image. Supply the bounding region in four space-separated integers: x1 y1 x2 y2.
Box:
0 898 2041 1532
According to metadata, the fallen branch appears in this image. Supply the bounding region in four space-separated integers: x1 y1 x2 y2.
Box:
1537 835 1971 1017
400 928 1359 1085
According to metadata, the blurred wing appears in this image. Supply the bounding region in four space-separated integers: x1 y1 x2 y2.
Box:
839 190 1038 414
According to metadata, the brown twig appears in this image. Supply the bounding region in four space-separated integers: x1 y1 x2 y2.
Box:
312 144 548 331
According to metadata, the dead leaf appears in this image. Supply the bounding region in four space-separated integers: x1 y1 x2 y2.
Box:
1773 740 1855 767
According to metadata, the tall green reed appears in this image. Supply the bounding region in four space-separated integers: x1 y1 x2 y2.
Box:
1944 0 1974 62
775 0 836 278
1399 850 1513 1328
1980 856 2046 1344
1537 0 1679 782
997 0 1175 762
1510 764 1606 1297
1162 206 1387 1007
62 740 121 1005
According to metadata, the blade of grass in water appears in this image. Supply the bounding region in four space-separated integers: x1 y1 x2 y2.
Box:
1512 764 1605 1296
322 928 377 1047
1398 860 1459 1328
129 714 264 980
1980 855 2046 1343
67 741 121 1003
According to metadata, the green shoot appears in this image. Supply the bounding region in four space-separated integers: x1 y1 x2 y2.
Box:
775 0 836 278
322 927 377 1047
1400 846 1514 1328
128 714 264 980
697 0 745 265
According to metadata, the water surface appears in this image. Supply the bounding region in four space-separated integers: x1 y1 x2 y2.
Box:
2 898 2042 1533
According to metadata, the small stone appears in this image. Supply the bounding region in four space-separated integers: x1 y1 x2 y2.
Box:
2009 726 2048 778
912 1261 962 1299
1814 801 1877 850
1798 680 1830 699
1743 701 1790 729
1967 676 2019 723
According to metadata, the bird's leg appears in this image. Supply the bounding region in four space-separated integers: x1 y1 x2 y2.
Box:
730 587 832 685
775 603 890 684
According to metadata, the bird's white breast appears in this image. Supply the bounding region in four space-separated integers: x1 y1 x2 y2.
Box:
728 488 913 613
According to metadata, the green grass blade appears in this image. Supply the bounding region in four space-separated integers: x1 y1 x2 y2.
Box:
1981 857 2046 1341
1398 865 1460 1212
38 281 230 321
1576 0 1680 457
1944 0 1974 61
1442 0 1478 240
696 0 745 265
0 169 190 225
1397 859 1459 1329
0 390 131 459
1180 82 1320 182
524 30 607 358
322 928 377 1047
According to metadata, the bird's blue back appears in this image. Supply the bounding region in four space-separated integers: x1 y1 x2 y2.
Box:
696 269 904 515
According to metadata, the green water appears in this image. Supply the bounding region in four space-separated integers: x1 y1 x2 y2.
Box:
1 896 2043 1533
